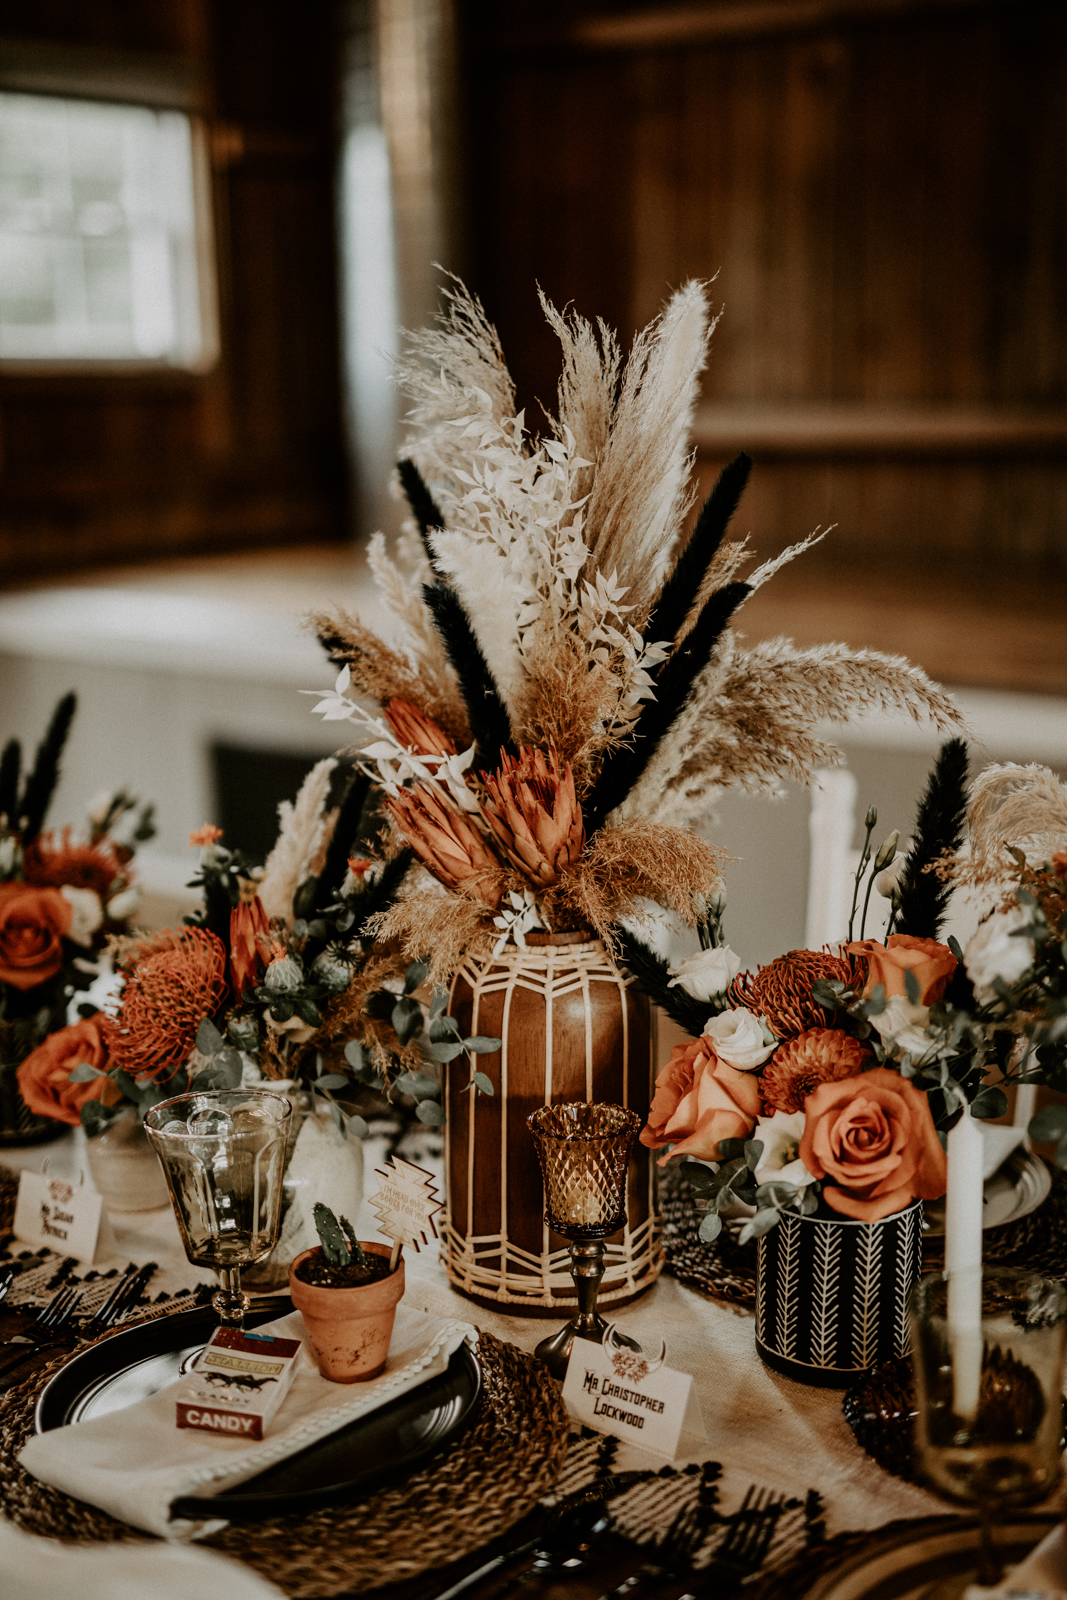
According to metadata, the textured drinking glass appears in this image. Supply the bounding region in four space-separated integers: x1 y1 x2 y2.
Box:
911 1268 1067 1589
527 1102 641 1376
145 1090 291 1329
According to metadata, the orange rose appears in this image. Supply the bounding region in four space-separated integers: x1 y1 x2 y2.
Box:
846 934 956 1005
640 1035 761 1165
799 1066 947 1221
16 1018 121 1126
0 883 72 990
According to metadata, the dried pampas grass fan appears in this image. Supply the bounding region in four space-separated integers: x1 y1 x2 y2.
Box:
307 279 964 1310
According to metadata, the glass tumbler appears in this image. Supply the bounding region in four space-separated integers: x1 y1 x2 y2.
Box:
911 1267 1067 1588
145 1089 291 1328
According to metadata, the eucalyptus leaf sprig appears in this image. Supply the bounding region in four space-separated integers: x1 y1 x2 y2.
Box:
425 984 502 1123
682 1140 818 1249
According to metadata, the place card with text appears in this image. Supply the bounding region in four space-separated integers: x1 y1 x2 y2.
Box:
13 1170 116 1264
562 1334 705 1460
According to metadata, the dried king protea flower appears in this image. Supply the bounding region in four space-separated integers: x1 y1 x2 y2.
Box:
729 946 867 1038
481 747 585 890
384 698 457 759
760 1028 873 1114
386 785 504 908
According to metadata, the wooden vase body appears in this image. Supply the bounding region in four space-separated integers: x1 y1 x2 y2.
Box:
443 932 662 1315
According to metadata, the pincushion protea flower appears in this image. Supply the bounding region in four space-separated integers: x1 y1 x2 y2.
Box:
386 785 504 908
106 927 228 1082
760 1027 872 1114
482 747 585 890
729 947 867 1039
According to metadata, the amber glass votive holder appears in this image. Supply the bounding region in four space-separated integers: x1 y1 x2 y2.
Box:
527 1101 641 1378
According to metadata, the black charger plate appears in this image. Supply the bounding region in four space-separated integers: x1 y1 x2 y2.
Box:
34 1294 482 1522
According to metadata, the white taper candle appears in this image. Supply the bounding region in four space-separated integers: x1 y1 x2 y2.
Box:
945 1108 984 1420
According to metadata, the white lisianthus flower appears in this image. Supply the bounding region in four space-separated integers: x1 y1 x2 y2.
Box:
870 995 937 1063
875 855 908 899
59 885 103 946
704 1007 777 1070
965 906 1035 1003
105 885 140 922
752 1111 816 1194
667 945 742 1001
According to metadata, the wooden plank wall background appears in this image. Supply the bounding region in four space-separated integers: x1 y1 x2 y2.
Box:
0 0 347 580
459 0 1067 690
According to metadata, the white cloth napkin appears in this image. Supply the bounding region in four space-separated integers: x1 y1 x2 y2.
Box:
0 1514 287 1600
19 1304 474 1541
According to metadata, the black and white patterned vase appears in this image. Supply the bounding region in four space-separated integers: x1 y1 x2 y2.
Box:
755 1200 923 1388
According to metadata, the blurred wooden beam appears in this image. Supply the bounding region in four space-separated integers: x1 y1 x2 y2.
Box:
692 404 1067 459
483 0 1038 60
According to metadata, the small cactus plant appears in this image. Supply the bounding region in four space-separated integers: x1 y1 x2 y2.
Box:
313 1202 367 1268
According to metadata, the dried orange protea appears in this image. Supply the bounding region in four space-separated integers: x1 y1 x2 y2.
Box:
385 785 504 909
760 1028 873 1114
105 927 228 1082
384 698 457 759
22 829 125 900
729 946 867 1038
230 895 270 994
482 747 585 890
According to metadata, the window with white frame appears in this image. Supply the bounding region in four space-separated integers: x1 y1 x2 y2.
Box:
0 91 217 368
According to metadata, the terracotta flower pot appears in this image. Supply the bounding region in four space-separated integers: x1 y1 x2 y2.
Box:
288 1243 405 1382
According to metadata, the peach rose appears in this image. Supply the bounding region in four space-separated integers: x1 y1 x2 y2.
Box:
640 1034 761 1165
799 1066 947 1221
16 1018 121 1127
847 933 956 1005
0 883 72 990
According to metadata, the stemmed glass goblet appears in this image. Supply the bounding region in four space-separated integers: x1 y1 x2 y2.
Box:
911 1266 1067 1594
145 1089 291 1330
527 1101 641 1379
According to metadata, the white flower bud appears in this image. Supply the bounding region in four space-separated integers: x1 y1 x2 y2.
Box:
667 945 742 1001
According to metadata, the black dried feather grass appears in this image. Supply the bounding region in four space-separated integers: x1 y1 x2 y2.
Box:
0 739 19 823
397 458 445 558
422 583 517 766
584 581 751 832
312 764 373 912
17 691 76 841
615 926 710 1036
643 452 751 646
351 847 415 941
894 737 970 940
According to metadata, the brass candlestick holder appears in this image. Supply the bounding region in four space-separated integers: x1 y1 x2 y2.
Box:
527 1101 641 1379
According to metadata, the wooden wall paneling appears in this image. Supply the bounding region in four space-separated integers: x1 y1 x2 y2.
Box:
0 0 348 580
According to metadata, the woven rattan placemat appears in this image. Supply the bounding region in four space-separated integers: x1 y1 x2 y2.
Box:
0 1328 570 1597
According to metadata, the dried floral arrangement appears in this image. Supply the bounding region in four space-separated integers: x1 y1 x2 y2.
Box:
643 740 1067 1241
17 756 487 1138
308 280 962 980
0 693 154 1132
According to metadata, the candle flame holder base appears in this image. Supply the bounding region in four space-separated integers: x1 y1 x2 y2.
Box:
535 1239 609 1379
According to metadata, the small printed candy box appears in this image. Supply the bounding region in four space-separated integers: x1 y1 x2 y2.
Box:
176 1327 302 1441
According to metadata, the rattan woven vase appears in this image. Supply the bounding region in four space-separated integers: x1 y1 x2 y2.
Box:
442 930 662 1315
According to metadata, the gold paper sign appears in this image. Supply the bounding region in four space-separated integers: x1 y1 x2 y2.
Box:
369 1157 443 1252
